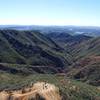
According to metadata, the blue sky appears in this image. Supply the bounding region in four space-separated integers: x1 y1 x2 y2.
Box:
0 0 100 26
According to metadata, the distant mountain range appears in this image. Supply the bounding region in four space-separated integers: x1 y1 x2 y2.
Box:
0 25 100 37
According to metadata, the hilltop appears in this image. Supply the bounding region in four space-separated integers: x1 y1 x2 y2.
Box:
0 82 61 100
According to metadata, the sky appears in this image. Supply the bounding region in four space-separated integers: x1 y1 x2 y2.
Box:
0 0 100 26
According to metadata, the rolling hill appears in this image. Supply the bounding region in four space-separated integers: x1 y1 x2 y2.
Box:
0 29 100 99
46 32 92 53
66 37 100 86
40 31 100 86
0 74 100 100
0 30 73 74
71 37 100 59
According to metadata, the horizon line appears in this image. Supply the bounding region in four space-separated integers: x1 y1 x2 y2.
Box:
0 24 100 27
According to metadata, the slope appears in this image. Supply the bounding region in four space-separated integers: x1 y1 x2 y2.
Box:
46 32 92 52
0 82 61 100
0 74 100 100
0 30 73 73
66 37 100 86
72 37 100 59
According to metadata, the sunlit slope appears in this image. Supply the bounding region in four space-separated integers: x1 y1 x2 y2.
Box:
0 82 61 100
0 74 100 100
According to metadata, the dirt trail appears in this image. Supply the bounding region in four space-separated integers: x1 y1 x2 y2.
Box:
0 82 61 100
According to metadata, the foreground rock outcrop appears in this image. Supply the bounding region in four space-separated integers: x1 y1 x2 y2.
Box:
0 82 61 100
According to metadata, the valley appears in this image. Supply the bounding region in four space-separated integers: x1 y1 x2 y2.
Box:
0 28 100 100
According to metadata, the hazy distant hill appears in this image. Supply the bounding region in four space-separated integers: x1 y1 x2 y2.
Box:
46 32 91 44
72 37 100 59
46 32 92 52
0 25 100 37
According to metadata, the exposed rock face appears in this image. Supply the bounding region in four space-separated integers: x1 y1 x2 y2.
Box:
0 82 61 100
0 91 9 100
